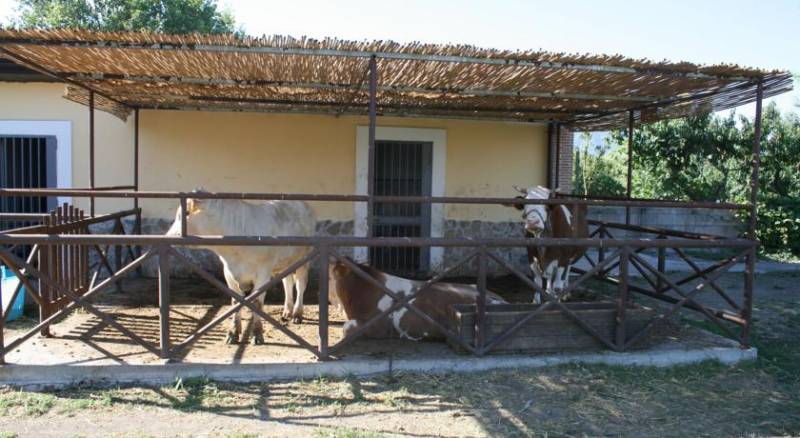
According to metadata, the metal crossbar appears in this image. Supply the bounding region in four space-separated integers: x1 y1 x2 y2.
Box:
0 248 155 356
483 250 621 353
624 251 745 349
329 249 479 354
167 246 320 357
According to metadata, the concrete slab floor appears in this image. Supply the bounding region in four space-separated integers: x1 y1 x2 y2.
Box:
0 278 755 389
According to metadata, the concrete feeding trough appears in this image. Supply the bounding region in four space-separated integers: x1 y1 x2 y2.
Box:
449 302 655 354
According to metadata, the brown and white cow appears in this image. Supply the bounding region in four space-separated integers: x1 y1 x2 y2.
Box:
506 185 588 303
329 260 506 341
166 193 316 345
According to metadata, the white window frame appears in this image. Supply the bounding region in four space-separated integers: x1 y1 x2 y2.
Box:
354 126 446 269
0 120 72 205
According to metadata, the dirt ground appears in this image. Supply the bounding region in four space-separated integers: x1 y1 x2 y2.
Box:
0 270 798 437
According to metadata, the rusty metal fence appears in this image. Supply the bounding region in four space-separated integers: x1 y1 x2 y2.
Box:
0 188 756 363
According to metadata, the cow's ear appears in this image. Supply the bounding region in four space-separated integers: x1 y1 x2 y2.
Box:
332 262 350 278
186 198 203 214
502 195 525 211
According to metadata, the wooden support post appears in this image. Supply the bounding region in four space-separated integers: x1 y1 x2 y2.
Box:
615 247 630 350
157 246 171 359
475 246 487 354
317 246 330 360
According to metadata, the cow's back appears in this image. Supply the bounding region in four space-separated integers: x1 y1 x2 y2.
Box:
213 199 315 237
207 199 316 282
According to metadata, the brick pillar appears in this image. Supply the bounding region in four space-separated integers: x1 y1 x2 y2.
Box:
548 125 574 192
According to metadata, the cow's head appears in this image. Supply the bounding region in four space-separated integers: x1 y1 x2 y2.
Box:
505 185 552 237
165 189 214 236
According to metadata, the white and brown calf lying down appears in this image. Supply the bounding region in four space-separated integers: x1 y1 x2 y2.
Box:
329 259 506 341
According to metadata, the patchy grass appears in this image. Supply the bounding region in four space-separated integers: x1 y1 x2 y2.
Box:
313 428 386 438
0 272 797 436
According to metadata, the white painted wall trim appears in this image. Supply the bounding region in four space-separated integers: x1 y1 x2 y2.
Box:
355 126 446 269
0 120 72 205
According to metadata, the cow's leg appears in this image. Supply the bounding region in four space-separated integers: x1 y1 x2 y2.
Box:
281 275 295 321
561 264 573 301
292 264 310 324
530 260 543 304
543 260 559 302
223 269 242 344
251 273 270 345
553 265 566 299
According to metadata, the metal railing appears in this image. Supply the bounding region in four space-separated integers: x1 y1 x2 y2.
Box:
0 188 756 363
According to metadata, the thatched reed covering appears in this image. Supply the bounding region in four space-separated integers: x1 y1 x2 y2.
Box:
0 29 793 128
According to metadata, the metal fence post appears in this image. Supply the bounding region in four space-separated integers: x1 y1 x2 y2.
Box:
615 247 630 350
742 246 755 348
317 245 330 360
157 245 171 359
89 91 96 217
475 246 487 354
179 196 188 237
625 110 634 225
657 235 666 293
0 284 5 364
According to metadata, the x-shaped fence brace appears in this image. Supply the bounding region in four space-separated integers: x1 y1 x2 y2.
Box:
484 249 623 353
0 247 157 359
87 217 137 291
0 235 755 363
579 240 749 321
165 245 322 359
328 249 482 355
622 249 747 348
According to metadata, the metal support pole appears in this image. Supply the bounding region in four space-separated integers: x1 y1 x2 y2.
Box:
179 197 188 237
157 245 171 359
546 124 554 188
0 285 5 364
366 55 378 241
615 247 629 350
555 124 562 189
318 245 330 359
742 246 755 347
89 91 96 217
133 108 140 213
743 81 762 348
626 110 634 225
133 109 142 275
475 246 487 354
657 243 666 293
749 81 763 240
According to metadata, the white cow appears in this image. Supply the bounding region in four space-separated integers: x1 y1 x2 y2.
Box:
166 195 316 345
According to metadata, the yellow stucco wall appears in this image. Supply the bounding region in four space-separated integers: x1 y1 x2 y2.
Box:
1 83 547 222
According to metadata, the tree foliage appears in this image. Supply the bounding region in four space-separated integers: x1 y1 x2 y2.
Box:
575 103 800 255
11 0 236 34
572 132 626 197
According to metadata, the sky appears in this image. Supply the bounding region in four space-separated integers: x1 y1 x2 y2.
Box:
1 0 798 119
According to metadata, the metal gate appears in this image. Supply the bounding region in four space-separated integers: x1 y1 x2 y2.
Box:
0 136 55 257
370 140 432 276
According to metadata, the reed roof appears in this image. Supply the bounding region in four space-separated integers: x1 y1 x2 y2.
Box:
0 29 793 129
